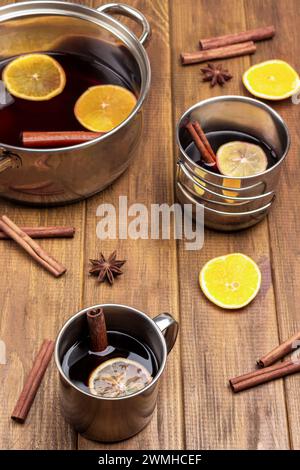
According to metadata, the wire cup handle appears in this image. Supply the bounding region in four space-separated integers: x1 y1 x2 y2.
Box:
97 3 151 46
153 313 179 354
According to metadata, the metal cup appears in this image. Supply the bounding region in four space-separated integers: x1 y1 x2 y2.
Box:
177 95 290 196
55 304 179 442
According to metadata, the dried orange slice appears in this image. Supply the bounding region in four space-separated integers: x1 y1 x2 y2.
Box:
216 141 268 177
3 54 66 101
199 253 261 309
74 85 137 132
88 357 153 398
243 60 300 100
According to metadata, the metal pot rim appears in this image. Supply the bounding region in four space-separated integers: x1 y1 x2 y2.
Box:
0 1 151 153
54 303 167 401
176 95 291 181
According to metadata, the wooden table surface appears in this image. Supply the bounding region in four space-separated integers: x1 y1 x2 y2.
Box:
0 0 299 450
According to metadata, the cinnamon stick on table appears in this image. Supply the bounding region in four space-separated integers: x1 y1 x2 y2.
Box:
22 131 103 148
181 41 256 65
186 121 217 166
0 215 67 277
199 25 275 50
229 359 300 393
87 308 108 352
257 330 300 368
0 226 75 240
11 340 54 423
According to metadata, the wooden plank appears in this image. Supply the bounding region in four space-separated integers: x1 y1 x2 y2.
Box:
244 0 300 450
78 0 184 450
0 202 84 449
170 0 290 449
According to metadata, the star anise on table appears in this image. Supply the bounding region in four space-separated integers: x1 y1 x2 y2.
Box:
201 63 233 87
89 251 126 285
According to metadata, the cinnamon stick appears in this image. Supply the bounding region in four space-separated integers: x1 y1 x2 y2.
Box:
87 308 108 352
0 226 75 239
22 131 103 148
229 359 300 393
199 25 275 50
11 340 54 423
257 330 300 368
0 215 67 277
186 121 216 166
181 41 256 65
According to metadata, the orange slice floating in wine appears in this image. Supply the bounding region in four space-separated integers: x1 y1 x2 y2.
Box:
74 84 137 133
3 53 66 101
88 357 153 398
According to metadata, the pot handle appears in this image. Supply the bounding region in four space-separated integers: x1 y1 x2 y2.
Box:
153 313 179 354
97 3 151 46
0 148 21 173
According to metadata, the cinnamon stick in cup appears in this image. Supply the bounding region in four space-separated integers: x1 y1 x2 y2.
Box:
86 308 108 352
186 121 217 167
199 25 275 50
257 330 300 368
11 340 54 423
0 215 67 277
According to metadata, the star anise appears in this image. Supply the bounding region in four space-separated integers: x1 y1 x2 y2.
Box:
89 251 126 285
201 63 233 87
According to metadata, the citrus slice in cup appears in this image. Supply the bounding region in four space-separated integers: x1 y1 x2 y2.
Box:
88 357 153 398
242 60 300 100
199 253 261 309
216 141 268 177
3 53 66 101
74 84 137 132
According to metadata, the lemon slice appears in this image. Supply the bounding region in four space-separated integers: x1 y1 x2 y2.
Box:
3 53 66 101
88 357 153 398
74 84 137 132
216 141 268 177
200 253 261 309
243 60 300 100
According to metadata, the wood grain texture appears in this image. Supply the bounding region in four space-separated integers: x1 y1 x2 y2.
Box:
0 0 298 450
244 0 300 450
78 0 184 450
169 0 290 450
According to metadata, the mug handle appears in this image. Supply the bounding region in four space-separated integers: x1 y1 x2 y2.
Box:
153 313 179 354
97 3 151 46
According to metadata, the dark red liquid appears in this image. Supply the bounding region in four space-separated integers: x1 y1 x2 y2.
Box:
0 52 133 147
62 331 158 395
185 130 278 173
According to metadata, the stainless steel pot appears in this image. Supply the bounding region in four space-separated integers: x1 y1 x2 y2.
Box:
55 304 178 442
176 181 274 231
177 96 290 196
0 2 151 205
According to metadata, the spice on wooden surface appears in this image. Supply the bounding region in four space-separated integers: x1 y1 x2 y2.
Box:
89 251 126 285
0 226 75 239
199 25 275 50
229 359 300 393
0 215 67 277
257 330 300 367
181 41 256 65
11 340 54 423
